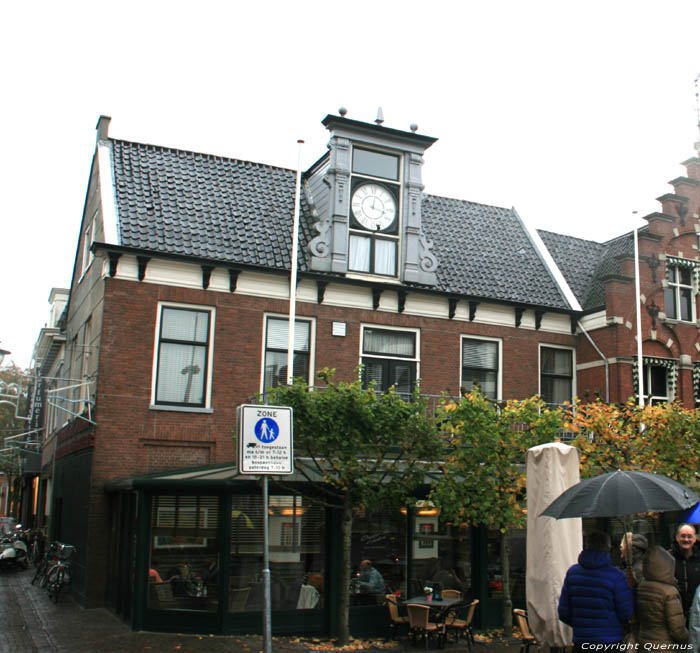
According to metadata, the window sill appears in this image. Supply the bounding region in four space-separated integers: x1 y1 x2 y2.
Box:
149 404 214 414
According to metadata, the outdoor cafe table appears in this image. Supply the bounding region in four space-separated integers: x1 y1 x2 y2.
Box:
404 596 463 622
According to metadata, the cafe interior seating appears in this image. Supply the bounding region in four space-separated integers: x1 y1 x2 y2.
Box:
440 589 461 599
229 586 251 612
513 608 538 653
385 594 409 639
406 603 446 652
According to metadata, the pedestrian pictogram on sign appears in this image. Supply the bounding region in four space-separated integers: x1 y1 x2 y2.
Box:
237 404 293 475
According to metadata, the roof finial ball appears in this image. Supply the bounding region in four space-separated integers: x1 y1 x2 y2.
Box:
410 123 418 133
338 107 347 117
375 107 384 125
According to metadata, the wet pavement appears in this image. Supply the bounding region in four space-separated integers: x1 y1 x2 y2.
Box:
0 566 524 652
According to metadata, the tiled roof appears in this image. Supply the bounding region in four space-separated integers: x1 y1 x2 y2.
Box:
111 139 571 310
538 229 635 310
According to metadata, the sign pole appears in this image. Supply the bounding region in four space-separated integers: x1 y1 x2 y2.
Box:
262 475 271 653
237 404 293 653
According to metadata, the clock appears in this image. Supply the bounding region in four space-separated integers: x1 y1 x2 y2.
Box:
351 183 397 231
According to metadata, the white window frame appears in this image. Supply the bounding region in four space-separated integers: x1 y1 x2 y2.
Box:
80 211 97 279
664 263 695 322
359 324 420 395
460 335 502 400
348 145 402 279
538 344 576 406
260 314 315 394
150 302 216 412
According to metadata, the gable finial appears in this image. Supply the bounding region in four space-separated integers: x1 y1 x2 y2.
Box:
338 106 347 117
375 107 384 125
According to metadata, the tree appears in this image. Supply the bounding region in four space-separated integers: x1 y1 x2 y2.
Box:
266 368 445 645
565 398 700 485
430 390 564 630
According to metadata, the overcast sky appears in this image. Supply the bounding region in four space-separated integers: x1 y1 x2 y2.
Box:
1 0 699 370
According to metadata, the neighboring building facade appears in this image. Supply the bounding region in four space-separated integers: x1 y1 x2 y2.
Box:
29 111 700 635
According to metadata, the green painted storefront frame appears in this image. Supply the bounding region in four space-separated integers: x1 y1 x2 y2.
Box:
113 462 506 637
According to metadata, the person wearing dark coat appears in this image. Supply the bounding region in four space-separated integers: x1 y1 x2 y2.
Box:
636 545 688 646
669 523 700 619
558 531 635 649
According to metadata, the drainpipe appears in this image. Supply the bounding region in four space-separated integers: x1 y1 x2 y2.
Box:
577 320 609 403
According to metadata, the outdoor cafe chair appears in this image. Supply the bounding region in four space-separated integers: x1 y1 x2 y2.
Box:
445 598 478 649
385 594 409 639
440 589 461 599
513 608 538 653
406 603 445 651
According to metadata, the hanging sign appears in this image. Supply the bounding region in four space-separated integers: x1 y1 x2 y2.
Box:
237 404 293 474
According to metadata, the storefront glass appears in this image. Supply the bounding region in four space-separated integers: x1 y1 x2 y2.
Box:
350 507 407 604
147 495 220 612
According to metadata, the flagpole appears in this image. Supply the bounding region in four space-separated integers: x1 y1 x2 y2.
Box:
287 140 304 386
634 227 645 407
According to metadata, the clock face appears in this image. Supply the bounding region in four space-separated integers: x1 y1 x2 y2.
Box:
351 183 397 231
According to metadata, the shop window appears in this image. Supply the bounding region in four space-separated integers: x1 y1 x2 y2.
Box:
664 264 694 321
351 507 406 603
262 316 312 392
361 327 417 397
152 304 214 408
540 346 573 406
147 495 220 612
461 337 500 400
486 529 526 600
410 504 472 601
229 494 325 612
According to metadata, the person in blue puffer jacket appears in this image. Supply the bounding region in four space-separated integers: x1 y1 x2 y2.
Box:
558 530 635 650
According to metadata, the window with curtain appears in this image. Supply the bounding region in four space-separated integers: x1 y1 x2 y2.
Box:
664 264 694 321
461 337 499 400
349 234 397 276
154 305 213 407
540 346 573 405
361 327 417 396
263 317 311 392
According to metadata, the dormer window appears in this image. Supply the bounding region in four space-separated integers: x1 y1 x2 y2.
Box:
348 148 401 278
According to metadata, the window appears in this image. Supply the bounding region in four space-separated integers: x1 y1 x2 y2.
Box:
634 357 678 405
461 337 500 400
153 305 214 408
80 212 97 277
540 346 573 405
349 148 401 278
664 264 694 321
361 327 417 396
641 364 669 404
262 317 312 392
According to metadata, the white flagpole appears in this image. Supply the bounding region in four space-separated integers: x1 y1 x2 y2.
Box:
634 227 645 407
287 140 304 386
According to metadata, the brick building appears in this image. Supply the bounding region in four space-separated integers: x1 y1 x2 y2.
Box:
29 111 700 635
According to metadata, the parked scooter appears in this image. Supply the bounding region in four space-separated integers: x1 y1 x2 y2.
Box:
0 524 29 571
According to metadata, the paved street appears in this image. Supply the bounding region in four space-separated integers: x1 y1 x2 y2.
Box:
0 567 523 652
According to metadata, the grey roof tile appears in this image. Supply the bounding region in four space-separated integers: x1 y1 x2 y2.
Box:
112 139 571 310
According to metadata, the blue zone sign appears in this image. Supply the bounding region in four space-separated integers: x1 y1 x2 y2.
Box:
237 404 293 474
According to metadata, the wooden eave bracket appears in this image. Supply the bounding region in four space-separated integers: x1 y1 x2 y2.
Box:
316 280 328 304
137 256 150 281
201 265 214 290
107 252 122 277
228 269 240 292
372 287 382 310
515 307 525 328
468 301 479 322
535 310 544 330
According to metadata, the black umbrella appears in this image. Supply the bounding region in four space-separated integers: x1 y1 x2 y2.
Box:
541 470 700 520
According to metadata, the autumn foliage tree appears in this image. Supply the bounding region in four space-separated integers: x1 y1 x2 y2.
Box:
266 368 444 645
430 390 564 629
564 398 700 485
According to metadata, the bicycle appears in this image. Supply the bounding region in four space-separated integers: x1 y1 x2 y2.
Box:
46 543 76 603
31 541 60 587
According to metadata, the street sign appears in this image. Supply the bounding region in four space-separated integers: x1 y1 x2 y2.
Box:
237 404 293 475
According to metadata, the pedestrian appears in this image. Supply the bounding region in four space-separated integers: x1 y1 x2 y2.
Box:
669 523 700 619
558 530 634 651
686 581 700 651
620 531 648 588
636 546 688 647
358 559 385 594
